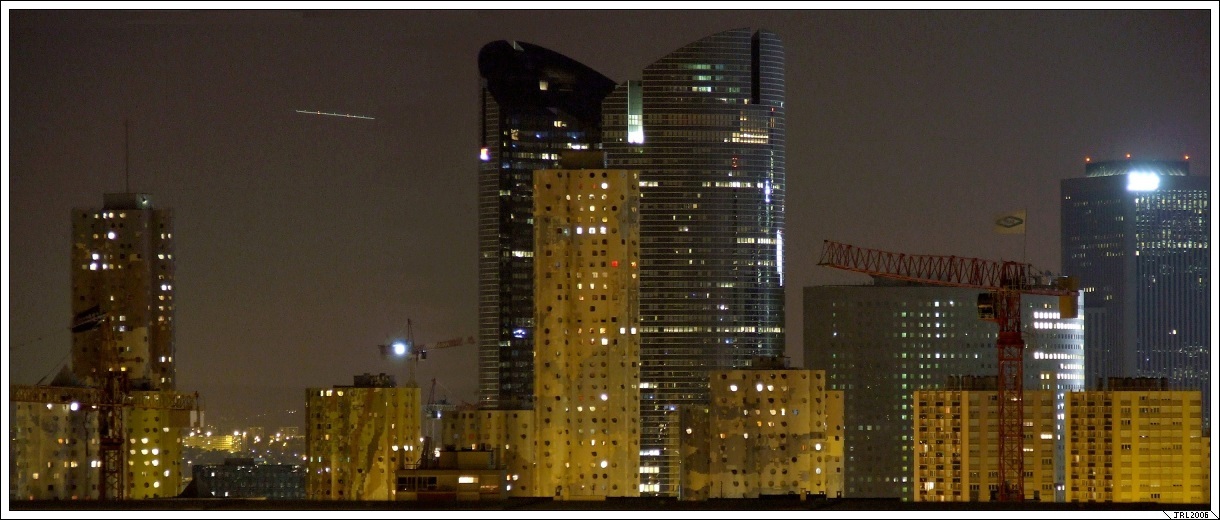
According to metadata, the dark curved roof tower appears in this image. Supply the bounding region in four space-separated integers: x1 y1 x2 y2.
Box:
602 28 786 496
477 41 616 410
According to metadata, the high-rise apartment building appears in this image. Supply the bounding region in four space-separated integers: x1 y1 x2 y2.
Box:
71 193 176 390
804 281 1085 499
11 191 194 501
477 41 617 410
913 377 1209 504
532 156 641 499
305 373 422 500
1060 158 1210 429
8 385 101 500
679 364 844 500
913 378 1058 502
1064 378 1208 503
602 27 787 496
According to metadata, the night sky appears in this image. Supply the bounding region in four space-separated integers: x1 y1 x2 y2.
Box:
5 9 1214 429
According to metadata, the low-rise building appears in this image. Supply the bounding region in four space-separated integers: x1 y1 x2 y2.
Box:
394 450 507 501
188 457 305 499
440 406 536 497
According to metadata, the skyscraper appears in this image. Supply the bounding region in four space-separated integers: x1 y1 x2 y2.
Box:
532 154 641 499
71 192 176 390
602 28 786 496
803 281 1085 499
1061 158 1210 428
477 41 617 410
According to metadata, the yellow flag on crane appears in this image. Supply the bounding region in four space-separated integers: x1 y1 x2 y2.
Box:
993 209 1026 234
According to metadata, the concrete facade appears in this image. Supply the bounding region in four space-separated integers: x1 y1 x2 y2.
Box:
532 163 641 499
440 407 536 497
679 366 844 500
912 380 1057 502
305 375 422 500
1064 380 1208 503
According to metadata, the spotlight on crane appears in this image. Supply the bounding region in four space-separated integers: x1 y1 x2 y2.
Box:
391 340 408 357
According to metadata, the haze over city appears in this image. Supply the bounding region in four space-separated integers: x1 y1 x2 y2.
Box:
5 5 1214 436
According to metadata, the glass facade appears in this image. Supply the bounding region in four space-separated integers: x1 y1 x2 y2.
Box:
803 283 1085 499
477 41 617 409
1061 159 1210 430
603 28 786 496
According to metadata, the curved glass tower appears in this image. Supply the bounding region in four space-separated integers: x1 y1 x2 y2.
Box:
477 41 617 409
602 28 786 495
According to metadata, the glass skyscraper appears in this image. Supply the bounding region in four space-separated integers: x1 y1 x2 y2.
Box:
602 28 786 496
477 41 617 409
1061 158 1210 429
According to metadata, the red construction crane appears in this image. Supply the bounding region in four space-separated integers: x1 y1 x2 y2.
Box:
817 240 1077 502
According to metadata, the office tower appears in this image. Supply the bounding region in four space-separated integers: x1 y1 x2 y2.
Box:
913 378 1058 502
477 41 617 410
602 27 787 496
532 155 641 499
305 373 422 500
1061 158 1211 429
71 192 176 390
679 363 844 500
804 281 1085 499
1064 378 1208 503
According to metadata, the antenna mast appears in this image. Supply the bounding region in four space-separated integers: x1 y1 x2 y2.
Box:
124 119 130 193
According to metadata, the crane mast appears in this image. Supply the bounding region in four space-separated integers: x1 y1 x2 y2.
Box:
818 240 1077 502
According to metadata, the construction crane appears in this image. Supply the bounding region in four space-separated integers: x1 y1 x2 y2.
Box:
75 307 130 500
377 319 475 387
417 378 442 470
17 306 201 500
817 240 1078 502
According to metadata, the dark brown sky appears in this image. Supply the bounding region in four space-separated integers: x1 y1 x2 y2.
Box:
5 9 1214 428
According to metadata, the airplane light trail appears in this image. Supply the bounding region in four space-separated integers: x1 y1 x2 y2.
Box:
295 110 375 120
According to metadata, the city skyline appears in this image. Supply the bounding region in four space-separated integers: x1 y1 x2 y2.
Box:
6 8 1215 431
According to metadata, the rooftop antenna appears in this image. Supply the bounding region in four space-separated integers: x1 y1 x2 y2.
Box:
124 119 131 193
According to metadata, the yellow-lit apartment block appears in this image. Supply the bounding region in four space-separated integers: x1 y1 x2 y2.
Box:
532 155 641 500
913 377 1058 502
9 385 100 500
441 406 537 496
10 384 194 500
1065 378 1208 503
305 373 422 500
126 390 192 498
679 365 845 500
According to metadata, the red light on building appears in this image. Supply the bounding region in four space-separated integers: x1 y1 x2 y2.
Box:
611 260 619 268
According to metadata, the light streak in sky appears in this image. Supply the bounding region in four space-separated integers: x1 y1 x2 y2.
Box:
295 110 375 120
